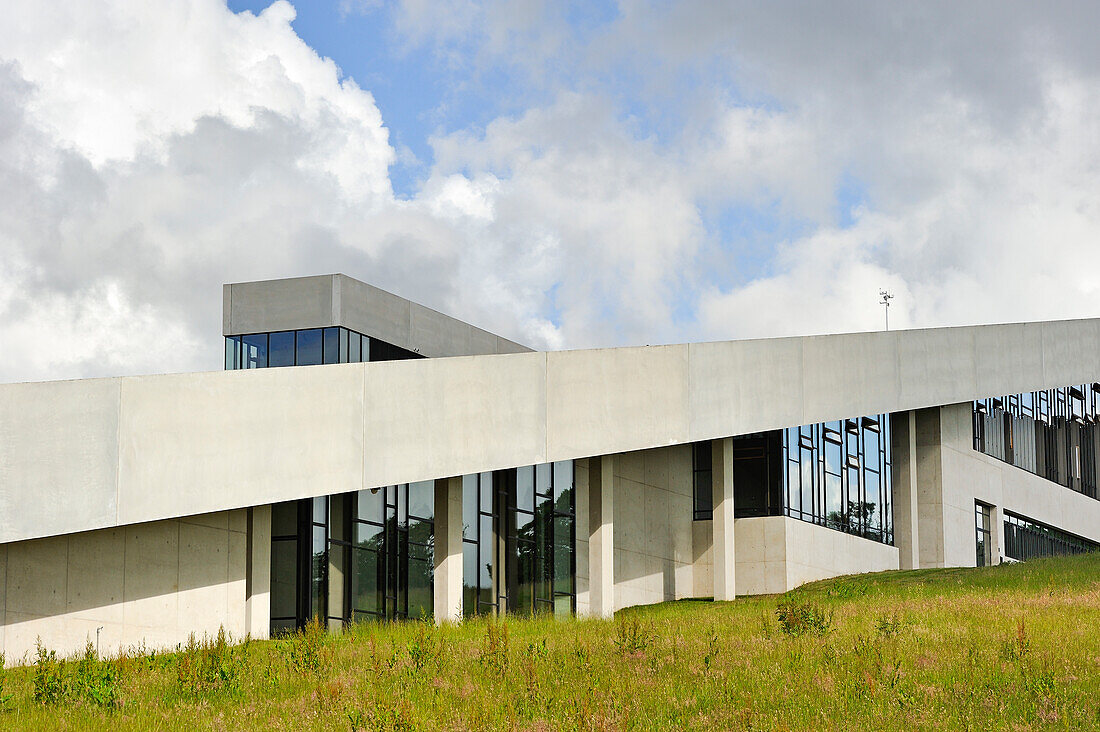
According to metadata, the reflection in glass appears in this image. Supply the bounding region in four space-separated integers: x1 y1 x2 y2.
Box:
323 327 340 364
975 384 1100 501
269 331 294 367
296 328 323 366
462 462 575 618
242 333 268 368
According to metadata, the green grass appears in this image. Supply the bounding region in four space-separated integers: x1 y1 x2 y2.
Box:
2 554 1099 730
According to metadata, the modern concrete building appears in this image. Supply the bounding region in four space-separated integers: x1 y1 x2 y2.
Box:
1 273 1098 663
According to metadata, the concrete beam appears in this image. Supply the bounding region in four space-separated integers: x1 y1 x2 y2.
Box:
711 438 736 601
588 455 614 618
433 477 463 624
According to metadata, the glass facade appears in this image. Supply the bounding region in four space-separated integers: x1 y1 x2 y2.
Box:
462 462 576 617
1003 512 1099 561
975 502 992 567
225 326 422 369
269 462 576 633
268 483 435 635
692 415 893 545
973 384 1100 500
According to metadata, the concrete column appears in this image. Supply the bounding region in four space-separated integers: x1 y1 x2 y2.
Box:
890 411 921 570
914 407 947 568
990 504 1005 564
588 454 615 618
433 477 464 624
711 437 736 601
245 504 271 638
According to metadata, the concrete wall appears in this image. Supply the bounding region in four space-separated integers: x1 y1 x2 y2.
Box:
5 317 1100 545
692 517 899 596
917 403 1100 567
575 447 694 613
610 447 695 611
0 509 268 667
223 274 530 356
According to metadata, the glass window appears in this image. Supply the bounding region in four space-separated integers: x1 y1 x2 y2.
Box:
224 336 240 370
270 540 298 621
269 331 295 367
975 502 992 567
693 442 713 520
296 328 323 366
778 413 893 544
271 501 299 537
323 327 340 364
974 383 1100 501
242 333 268 369
349 330 362 363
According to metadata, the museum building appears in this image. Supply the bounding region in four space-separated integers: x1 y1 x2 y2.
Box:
0 273 1098 663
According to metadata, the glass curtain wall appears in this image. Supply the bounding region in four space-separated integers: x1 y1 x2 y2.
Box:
691 415 893 545
1003 512 1099 561
461 462 575 617
974 384 1100 500
782 414 892 543
268 483 435 635
225 326 422 369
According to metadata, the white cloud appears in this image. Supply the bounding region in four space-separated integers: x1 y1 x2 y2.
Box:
3 0 1100 385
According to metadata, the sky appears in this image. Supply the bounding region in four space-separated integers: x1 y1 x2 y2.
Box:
1 1 1100 381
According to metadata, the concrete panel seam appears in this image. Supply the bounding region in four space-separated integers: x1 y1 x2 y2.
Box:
115 379 124 530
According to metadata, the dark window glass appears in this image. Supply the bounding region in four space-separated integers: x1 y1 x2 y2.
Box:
296 328 323 366
693 442 713 520
269 331 295 367
339 328 349 363
242 333 268 369
1003 511 1099 561
975 502 992 567
323 327 340 364
270 540 298 620
271 501 299 537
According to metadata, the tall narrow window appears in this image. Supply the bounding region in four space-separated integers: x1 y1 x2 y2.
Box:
692 442 713 520
975 502 992 567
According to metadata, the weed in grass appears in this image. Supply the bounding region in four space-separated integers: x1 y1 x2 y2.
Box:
702 633 721 676
479 621 510 679
613 616 654 655
30 641 119 709
0 653 11 710
348 695 414 732
827 578 871 599
875 611 905 638
1000 619 1031 662
775 601 834 637
285 616 330 674
32 641 67 706
176 627 249 697
405 621 440 673
71 642 120 708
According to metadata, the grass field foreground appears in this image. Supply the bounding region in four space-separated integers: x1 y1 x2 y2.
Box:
1 555 1098 730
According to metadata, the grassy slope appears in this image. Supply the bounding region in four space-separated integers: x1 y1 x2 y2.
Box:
2 554 1099 731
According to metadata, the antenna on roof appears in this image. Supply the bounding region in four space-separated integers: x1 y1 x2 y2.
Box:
879 290 894 331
